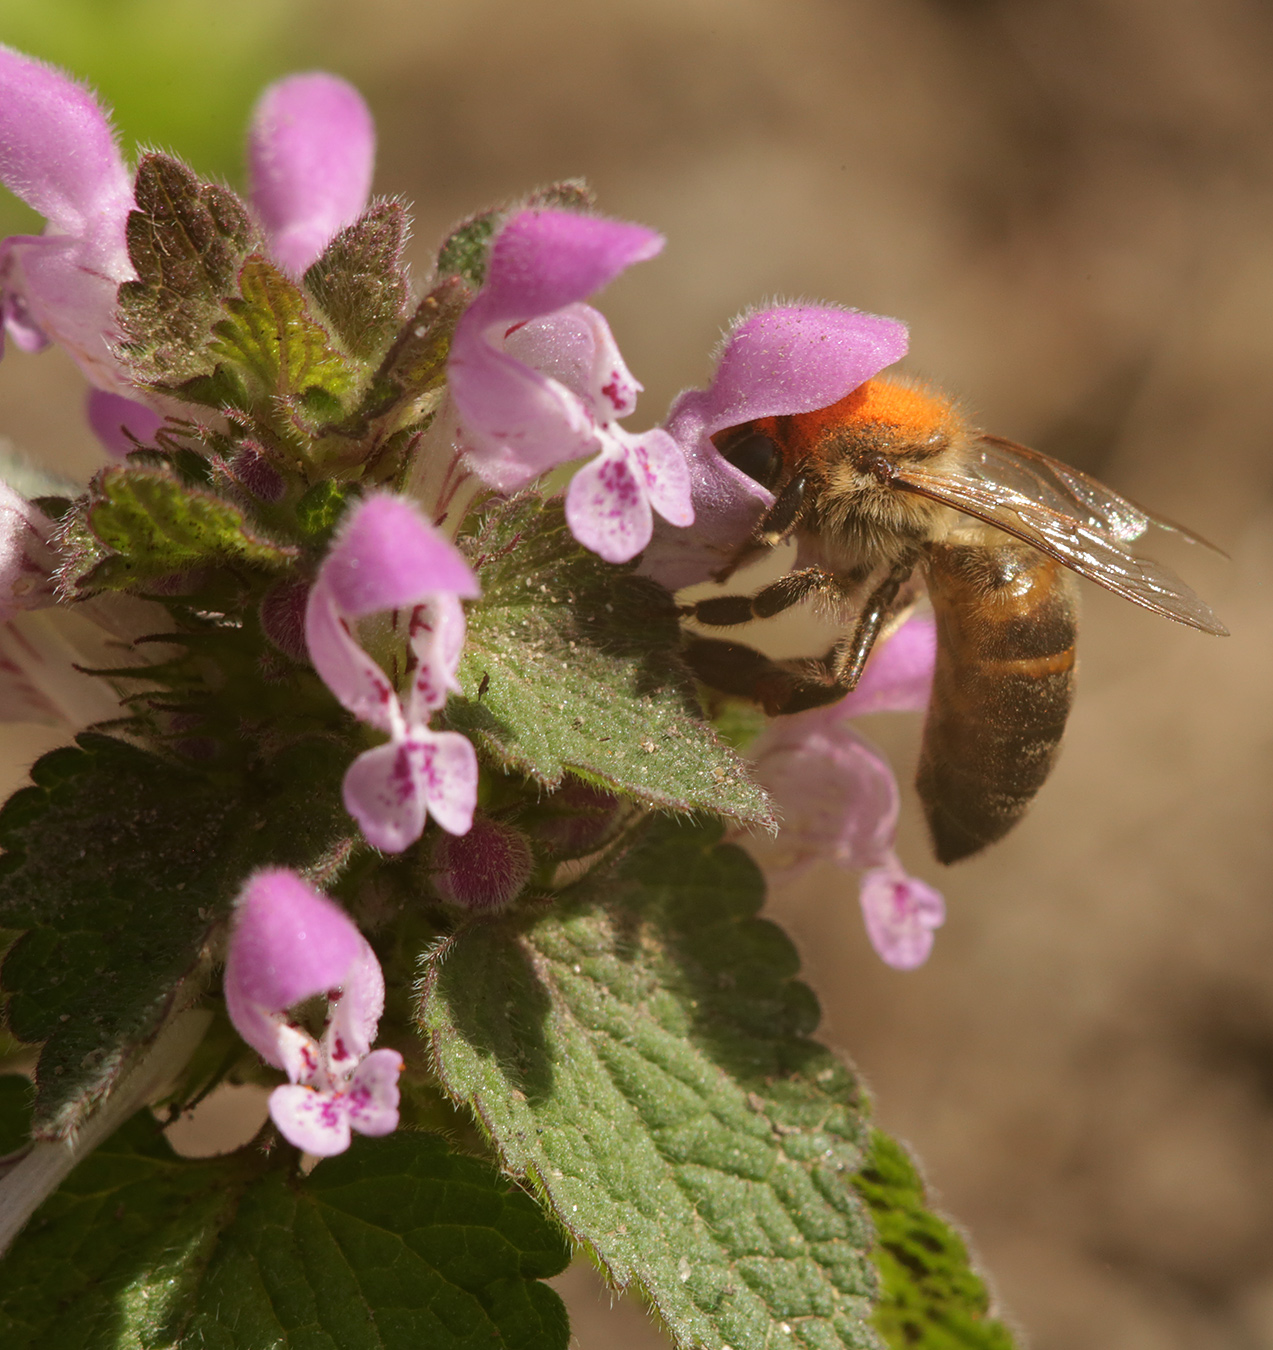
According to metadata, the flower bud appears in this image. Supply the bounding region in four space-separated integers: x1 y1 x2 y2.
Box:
431 815 534 911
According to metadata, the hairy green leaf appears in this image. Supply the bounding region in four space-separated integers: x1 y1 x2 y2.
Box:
856 1133 1017 1350
304 200 411 361
0 1116 571 1350
75 464 296 591
420 815 878 1350
449 496 772 826
0 735 351 1139
212 255 360 420
117 153 257 384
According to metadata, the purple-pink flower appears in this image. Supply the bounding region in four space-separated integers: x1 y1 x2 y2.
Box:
224 868 402 1156
0 46 376 450
641 304 909 591
448 209 693 563
305 493 482 853
749 614 946 970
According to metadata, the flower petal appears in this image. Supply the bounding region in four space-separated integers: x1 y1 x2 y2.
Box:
676 305 908 442
837 612 936 718
269 1083 352 1156
86 389 164 458
304 579 401 734
629 427 693 528
0 45 131 243
858 862 945 970
751 719 899 877
223 868 363 1068
247 73 375 275
642 304 909 590
505 302 642 421
450 333 598 492
1 233 128 389
320 493 479 617
342 734 442 847
345 1048 404 1138
472 209 663 328
406 593 467 718
275 1022 323 1087
0 483 56 619
565 442 654 564
322 939 385 1074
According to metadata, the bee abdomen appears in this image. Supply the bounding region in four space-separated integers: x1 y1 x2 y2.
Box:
918 542 1078 864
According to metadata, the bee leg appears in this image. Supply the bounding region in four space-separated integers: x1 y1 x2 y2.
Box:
826 554 920 691
683 566 837 628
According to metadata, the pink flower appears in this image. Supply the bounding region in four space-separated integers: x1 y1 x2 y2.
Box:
0 44 134 391
0 47 375 446
749 614 945 970
641 304 909 591
224 868 403 1156
247 73 375 277
448 209 693 563
304 493 482 853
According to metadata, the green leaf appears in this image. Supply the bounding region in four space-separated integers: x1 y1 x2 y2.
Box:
212 255 360 421
419 815 879 1350
304 200 411 361
76 464 297 591
436 210 498 287
0 1114 571 1350
856 1133 1017 1350
0 735 352 1139
117 153 257 385
449 496 773 827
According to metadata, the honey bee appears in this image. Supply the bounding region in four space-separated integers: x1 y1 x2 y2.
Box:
682 377 1228 864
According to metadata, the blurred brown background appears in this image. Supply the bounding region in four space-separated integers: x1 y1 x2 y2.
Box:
1 1 1270 1346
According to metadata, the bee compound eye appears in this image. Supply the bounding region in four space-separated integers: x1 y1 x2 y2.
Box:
720 430 782 488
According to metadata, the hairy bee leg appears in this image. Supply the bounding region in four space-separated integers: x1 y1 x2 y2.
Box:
826 554 920 689
683 566 840 628
682 636 849 714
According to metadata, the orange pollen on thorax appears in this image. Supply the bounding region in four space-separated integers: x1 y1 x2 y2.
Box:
790 378 953 442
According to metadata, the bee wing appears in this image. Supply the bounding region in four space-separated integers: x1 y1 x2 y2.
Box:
894 451 1229 635
978 436 1224 552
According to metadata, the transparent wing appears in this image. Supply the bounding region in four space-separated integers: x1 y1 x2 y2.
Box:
978 436 1223 551
895 442 1229 635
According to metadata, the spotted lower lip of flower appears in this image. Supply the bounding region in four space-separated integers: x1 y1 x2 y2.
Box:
0 45 376 444
305 493 482 852
223 869 403 1156
640 303 910 592
447 212 693 562
858 863 946 971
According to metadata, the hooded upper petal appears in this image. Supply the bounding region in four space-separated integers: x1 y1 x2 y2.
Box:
468 209 663 327
223 868 363 1068
318 493 479 617
642 304 909 590
0 45 131 247
247 73 375 275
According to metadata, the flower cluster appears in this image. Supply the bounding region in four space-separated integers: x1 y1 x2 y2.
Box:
0 45 376 445
223 869 401 1156
0 44 953 1163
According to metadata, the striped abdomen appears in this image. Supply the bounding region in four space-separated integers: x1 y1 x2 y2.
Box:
917 540 1079 864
